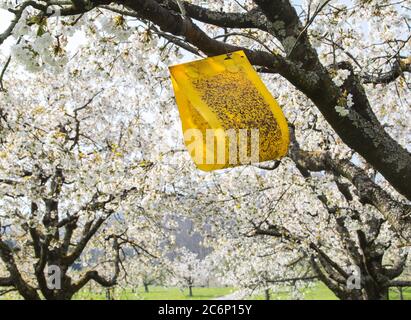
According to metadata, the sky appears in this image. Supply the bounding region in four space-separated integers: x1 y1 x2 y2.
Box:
0 9 12 31
0 9 13 55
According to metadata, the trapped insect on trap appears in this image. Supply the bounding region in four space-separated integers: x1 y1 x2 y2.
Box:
169 50 289 171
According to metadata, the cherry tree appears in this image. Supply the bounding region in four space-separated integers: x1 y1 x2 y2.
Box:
0 0 410 300
0 27 172 298
208 237 316 300
161 146 409 299
168 247 210 297
124 256 168 293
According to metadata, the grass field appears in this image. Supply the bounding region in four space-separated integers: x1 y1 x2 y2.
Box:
74 283 411 300
3 283 410 300
250 283 411 300
249 283 338 300
73 286 236 300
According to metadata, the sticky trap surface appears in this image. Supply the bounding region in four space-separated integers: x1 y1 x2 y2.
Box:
169 50 289 171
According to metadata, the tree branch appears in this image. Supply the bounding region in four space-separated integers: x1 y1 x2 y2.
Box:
265 275 318 284
0 276 13 287
0 237 40 299
253 0 411 200
389 280 411 287
363 58 411 85
70 236 120 293
289 126 411 240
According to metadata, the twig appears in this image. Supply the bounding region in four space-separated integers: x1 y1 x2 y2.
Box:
288 0 332 57
0 37 22 92
0 1 47 45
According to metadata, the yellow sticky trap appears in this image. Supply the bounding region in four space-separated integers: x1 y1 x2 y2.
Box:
169 50 289 171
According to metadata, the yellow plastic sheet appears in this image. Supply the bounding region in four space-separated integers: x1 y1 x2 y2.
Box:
169 50 289 171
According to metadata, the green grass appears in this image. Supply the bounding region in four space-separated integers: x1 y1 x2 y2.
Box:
250 283 411 300
73 286 235 300
304 283 339 300
3 283 411 300
388 287 411 300
250 283 337 300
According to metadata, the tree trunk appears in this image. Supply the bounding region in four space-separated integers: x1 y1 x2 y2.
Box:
362 280 389 300
335 285 389 300
364 287 389 300
144 283 149 293
52 291 74 300
189 285 193 297
264 289 270 300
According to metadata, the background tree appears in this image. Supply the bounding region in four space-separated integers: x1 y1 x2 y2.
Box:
209 237 317 300
0 50 168 299
125 256 167 293
168 247 209 297
157 130 410 299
